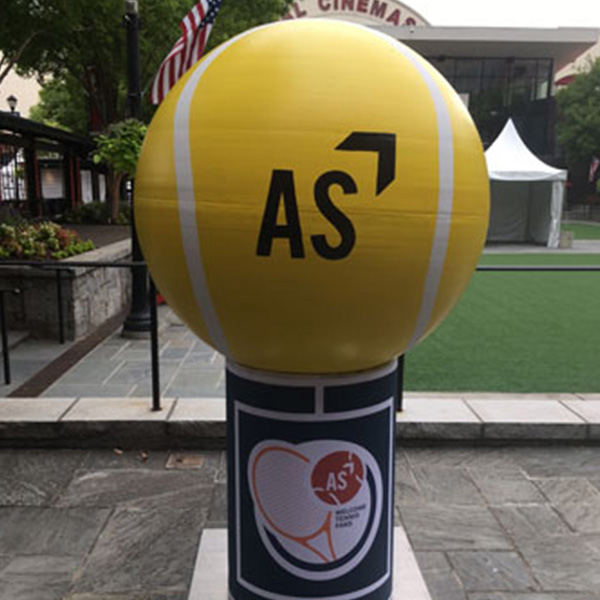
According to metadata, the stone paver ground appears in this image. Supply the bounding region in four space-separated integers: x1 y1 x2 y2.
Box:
69 225 130 249
0 337 76 396
1 446 600 599
41 309 224 399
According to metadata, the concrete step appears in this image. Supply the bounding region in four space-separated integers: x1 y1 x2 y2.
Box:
0 394 598 448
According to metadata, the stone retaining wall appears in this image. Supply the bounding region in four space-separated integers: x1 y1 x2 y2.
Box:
1 239 131 341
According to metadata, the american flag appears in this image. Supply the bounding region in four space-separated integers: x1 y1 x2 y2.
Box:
150 0 223 105
589 157 600 183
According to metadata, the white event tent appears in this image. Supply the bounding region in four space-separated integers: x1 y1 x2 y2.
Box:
485 119 567 248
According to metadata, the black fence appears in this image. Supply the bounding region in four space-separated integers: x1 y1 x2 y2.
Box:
0 260 160 411
1 260 599 413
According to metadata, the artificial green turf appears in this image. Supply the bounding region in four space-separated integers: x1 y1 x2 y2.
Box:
561 222 600 240
406 254 600 392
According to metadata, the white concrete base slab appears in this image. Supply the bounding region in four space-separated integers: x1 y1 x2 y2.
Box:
188 527 431 600
466 399 584 423
563 400 600 423
61 397 175 420
0 398 76 421
398 397 479 422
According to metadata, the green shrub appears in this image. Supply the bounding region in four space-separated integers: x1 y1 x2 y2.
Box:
0 222 94 260
0 205 27 226
61 201 130 225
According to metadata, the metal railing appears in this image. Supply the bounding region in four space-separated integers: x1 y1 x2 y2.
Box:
0 285 20 385
0 260 161 411
0 260 599 413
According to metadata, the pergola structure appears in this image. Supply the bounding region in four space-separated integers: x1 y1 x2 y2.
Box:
0 112 105 218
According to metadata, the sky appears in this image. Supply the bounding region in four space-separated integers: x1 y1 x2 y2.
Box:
406 0 600 28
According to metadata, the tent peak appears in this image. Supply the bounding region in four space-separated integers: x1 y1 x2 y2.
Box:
485 118 566 182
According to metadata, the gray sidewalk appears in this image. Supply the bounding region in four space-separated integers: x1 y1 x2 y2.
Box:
0 335 76 397
41 309 225 399
0 307 223 399
2 446 600 600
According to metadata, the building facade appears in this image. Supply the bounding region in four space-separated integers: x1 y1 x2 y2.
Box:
285 0 599 161
285 0 429 27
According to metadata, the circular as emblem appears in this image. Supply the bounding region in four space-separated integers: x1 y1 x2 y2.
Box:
311 451 364 506
248 440 383 581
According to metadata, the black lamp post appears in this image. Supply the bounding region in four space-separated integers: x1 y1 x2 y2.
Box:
122 0 151 337
6 95 18 115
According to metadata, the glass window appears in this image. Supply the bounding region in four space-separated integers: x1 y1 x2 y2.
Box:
423 55 553 149
481 59 510 104
429 57 455 80
535 80 549 100
508 59 538 106
511 59 537 81
454 77 482 94
483 59 509 80
455 59 482 78
535 59 552 99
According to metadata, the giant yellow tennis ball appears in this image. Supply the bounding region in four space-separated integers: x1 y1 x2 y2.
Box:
136 19 489 374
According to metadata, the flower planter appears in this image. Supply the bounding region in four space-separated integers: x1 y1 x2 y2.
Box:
0 239 131 341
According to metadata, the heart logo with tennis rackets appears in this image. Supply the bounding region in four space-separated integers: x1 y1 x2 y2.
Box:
248 440 383 581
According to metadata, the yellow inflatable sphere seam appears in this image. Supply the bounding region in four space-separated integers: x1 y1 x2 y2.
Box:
172 43 231 359
369 30 457 351
136 18 489 374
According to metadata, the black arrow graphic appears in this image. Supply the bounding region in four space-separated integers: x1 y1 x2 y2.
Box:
335 132 396 196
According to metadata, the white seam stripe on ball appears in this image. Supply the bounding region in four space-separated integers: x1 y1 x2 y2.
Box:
173 26 270 356
368 28 454 350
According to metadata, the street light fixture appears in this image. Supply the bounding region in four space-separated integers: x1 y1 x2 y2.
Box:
6 95 17 114
122 0 151 337
125 0 138 15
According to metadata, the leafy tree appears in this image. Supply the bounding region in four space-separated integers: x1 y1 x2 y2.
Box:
0 1 55 88
556 59 600 165
92 119 147 221
29 76 88 133
3 0 192 130
208 0 293 50
4 0 292 133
